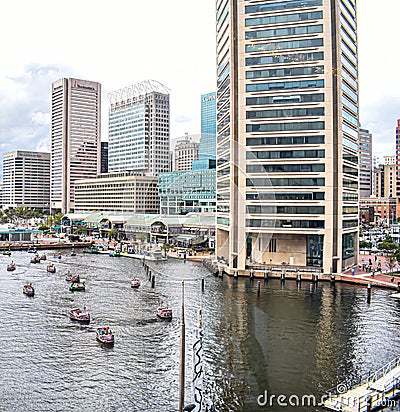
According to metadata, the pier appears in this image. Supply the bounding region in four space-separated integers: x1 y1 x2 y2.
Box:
323 355 400 411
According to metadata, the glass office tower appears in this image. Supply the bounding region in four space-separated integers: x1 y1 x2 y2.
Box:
216 0 359 275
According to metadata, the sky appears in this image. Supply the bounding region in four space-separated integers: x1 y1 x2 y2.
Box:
0 0 399 167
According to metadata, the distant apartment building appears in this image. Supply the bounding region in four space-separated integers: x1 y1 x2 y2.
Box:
158 169 216 215
101 142 109 173
174 133 199 171
374 156 396 199
107 80 170 175
2 151 50 210
51 78 101 214
360 197 396 226
359 128 372 198
74 171 159 214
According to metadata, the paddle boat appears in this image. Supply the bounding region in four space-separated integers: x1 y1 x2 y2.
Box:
83 246 99 254
47 264 56 273
53 252 62 259
71 249 76 256
7 262 16 271
39 254 47 261
2 250 11 256
96 326 114 344
69 307 90 323
69 282 85 292
23 284 35 296
109 250 121 257
65 273 80 283
157 301 172 320
130 277 141 288
27 247 37 254
31 255 41 264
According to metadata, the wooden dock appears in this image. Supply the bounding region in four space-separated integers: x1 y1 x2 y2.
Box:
324 355 400 411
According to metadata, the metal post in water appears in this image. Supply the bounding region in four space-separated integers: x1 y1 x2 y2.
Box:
201 278 205 293
179 281 186 412
257 281 261 297
192 309 203 412
367 283 372 303
151 274 155 288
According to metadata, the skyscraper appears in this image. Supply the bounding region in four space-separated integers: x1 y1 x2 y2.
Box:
101 142 109 174
216 0 359 275
359 128 372 198
107 80 170 175
51 78 101 214
174 133 199 171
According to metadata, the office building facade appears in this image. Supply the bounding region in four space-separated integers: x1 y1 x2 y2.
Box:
216 0 359 275
201 92 217 138
2 151 50 210
158 169 216 215
108 80 170 175
51 78 101 214
74 171 159 214
359 128 372 198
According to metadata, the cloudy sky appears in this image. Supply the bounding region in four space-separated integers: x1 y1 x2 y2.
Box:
0 0 399 168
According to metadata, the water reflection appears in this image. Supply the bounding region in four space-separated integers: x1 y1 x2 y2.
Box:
0 251 399 411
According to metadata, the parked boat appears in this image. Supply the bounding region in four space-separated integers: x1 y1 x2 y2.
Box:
130 277 141 288
7 262 16 271
2 250 11 256
27 247 37 254
65 273 80 283
96 326 114 344
39 254 47 261
157 302 172 320
69 307 90 323
71 249 76 256
69 282 85 292
23 284 35 296
389 292 400 300
109 250 121 257
31 255 41 264
47 264 56 273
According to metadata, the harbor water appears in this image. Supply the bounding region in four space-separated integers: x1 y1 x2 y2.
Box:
0 250 400 411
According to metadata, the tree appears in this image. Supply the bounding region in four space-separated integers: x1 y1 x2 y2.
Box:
108 229 118 240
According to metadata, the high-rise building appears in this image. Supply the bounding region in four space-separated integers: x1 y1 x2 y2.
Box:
216 0 359 275
395 120 400 217
107 80 170 175
201 92 217 138
359 128 372 198
193 93 217 170
2 151 50 210
174 133 199 171
101 142 109 174
51 78 101 214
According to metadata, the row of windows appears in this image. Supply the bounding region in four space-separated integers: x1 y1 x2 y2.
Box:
247 79 324 93
246 107 324 119
246 38 323 54
343 219 359 228
246 66 324 80
246 163 325 173
247 191 325 201
247 219 325 229
245 24 323 40
246 135 324 146
247 205 324 215
245 0 322 14
245 11 322 27
246 121 325 133
247 149 325 160
246 52 324 66
247 177 325 187
343 207 358 214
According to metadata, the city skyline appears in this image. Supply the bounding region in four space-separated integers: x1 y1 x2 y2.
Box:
0 0 399 166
